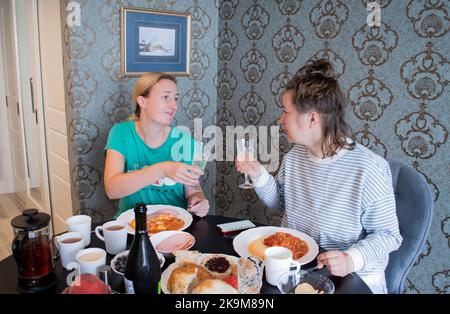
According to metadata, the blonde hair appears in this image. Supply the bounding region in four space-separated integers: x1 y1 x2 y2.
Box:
129 72 177 120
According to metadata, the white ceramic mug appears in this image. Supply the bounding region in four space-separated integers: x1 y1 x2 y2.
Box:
264 246 301 286
67 248 106 276
54 232 85 269
94 220 128 255
66 215 92 247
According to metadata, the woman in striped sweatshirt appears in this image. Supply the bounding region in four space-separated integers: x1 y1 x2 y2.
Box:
236 59 402 294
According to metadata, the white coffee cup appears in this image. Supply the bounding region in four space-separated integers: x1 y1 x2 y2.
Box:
54 232 85 269
66 215 92 247
95 221 128 255
67 248 107 276
264 246 301 286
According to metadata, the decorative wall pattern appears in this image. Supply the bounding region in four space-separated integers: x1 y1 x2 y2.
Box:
61 0 449 294
215 0 449 294
61 0 218 222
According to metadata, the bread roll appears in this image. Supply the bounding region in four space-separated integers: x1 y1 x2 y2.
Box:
294 282 324 294
167 263 213 294
191 279 239 294
174 250 202 265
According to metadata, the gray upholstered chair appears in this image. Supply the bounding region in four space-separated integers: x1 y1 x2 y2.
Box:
385 159 433 294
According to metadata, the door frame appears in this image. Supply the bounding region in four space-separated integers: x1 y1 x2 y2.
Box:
1 0 28 204
0 3 14 194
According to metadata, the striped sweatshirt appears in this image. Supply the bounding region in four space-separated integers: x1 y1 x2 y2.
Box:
253 143 403 293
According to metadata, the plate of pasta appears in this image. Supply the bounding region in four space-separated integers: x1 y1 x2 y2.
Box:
116 205 193 236
233 226 319 265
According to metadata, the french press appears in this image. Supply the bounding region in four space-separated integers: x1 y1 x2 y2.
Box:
11 209 58 293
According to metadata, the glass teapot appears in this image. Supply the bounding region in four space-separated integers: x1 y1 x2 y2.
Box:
11 209 57 293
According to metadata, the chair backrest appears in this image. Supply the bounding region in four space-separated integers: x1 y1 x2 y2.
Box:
385 159 433 294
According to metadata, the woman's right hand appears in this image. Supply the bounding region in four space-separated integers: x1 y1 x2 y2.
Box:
160 161 202 186
235 159 262 178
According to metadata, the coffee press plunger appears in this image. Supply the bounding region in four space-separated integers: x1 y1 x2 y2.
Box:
11 209 58 293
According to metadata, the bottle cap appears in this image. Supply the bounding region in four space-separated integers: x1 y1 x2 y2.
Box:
134 203 147 214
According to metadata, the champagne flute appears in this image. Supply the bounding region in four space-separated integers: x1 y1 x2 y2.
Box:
236 138 254 189
192 141 208 173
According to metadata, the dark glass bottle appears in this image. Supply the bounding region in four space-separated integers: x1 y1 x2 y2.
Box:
124 203 161 294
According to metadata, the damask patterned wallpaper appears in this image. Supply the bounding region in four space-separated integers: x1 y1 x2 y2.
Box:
60 0 449 294
214 0 449 294
60 0 218 221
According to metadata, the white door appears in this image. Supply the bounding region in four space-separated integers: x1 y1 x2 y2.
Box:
1 0 73 231
0 0 28 204
16 0 42 190
0 1 14 194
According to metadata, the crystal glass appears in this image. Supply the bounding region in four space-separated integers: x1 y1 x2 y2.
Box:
192 141 208 172
276 269 335 294
237 256 264 294
236 138 255 189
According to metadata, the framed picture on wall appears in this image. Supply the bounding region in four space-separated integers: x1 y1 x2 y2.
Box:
121 7 191 76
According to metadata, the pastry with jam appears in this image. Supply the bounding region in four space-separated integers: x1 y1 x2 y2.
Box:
201 255 236 280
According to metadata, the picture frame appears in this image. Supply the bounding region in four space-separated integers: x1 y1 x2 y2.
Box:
121 7 191 77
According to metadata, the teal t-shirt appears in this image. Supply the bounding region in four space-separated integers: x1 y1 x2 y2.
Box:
104 121 194 218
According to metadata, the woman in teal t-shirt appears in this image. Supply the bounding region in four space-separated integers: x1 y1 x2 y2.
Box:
104 73 209 219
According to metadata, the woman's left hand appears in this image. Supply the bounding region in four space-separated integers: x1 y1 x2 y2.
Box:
187 196 209 218
316 250 353 277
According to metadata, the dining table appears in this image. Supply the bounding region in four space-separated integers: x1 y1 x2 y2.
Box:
0 214 372 294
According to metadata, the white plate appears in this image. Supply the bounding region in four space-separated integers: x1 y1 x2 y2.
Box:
160 253 239 294
232 226 319 266
116 205 193 235
150 231 196 257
